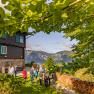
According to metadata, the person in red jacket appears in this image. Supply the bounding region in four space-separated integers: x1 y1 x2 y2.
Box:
22 66 27 81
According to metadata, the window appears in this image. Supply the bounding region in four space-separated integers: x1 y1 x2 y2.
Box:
15 35 24 43
1 46 7 54
20 36 24 43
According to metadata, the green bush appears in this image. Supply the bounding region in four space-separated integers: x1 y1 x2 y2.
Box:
62 63 75 74
74 68 94 82
0 74 24 94
45 57 58 74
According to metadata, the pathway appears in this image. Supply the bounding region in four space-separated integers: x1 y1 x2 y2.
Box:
55 82 78 94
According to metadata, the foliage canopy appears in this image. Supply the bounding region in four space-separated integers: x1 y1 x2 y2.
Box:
0 0 94 35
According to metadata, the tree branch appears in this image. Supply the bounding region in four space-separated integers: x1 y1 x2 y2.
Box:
1 0 82 34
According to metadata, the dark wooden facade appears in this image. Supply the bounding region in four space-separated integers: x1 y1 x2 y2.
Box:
0 33 26 66
0 46 24 59
0 34 26 47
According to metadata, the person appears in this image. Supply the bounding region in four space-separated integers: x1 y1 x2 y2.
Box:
8 65 15 76
39 65 43 73
44 75 49 87
39 72 43 86
14 65 17 77
2 66 5 75
39 65 43 85
22 67 27 81
44 72 50 87
39 65 46 80
46 72 50 86
30 66 34 82
34 68 38 79
52 72 57 84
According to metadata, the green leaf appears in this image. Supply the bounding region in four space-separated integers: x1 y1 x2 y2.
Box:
1 0 8 4
0 7 5 18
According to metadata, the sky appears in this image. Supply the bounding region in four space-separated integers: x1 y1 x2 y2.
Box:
26 28 77 53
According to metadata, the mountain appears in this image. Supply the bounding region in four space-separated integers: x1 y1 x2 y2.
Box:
25 50 73 64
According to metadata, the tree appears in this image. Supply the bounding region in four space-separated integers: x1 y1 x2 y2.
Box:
45 57 56 73
1 0 94 72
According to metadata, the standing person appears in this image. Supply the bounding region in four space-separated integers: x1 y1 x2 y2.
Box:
39 65 45 80
39 72 43 86
52 72 57 84
39 65 43 73
30 66 34 82
22 67 27 81
8 65 15 76
44 73 49 87
34 68 38 79
14 65 17 77
2 66 5 75
39 65 43 85
44 76 48 87
48 76 50 86
44 72 50 87
46 72 50 86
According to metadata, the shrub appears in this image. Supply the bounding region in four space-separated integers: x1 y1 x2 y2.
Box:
45 57 57 74
74 68 94 82
0 74 24 94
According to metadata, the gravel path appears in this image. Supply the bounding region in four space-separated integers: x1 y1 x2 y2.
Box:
55 83 78 94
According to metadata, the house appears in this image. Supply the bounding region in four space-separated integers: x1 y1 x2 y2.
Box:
0 32 26 67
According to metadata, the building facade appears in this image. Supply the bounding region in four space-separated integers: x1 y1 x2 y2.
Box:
0 32 26 67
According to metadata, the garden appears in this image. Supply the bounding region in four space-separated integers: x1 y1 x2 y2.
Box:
0 73 58 94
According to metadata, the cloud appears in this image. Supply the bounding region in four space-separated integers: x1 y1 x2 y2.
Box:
26 31 77 53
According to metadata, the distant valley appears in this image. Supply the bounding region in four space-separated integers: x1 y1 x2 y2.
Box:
25 50 73 64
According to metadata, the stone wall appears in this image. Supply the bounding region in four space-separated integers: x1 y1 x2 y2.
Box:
56 73 94 94
0 59 25 67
